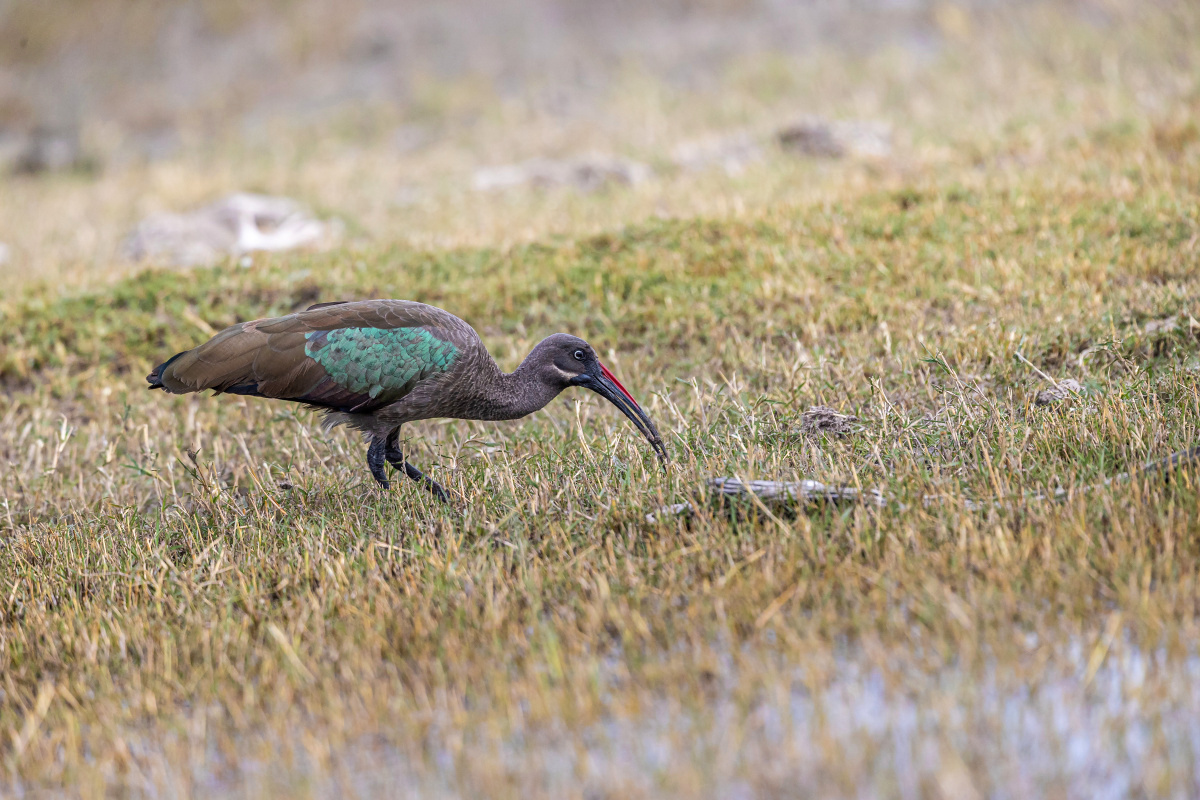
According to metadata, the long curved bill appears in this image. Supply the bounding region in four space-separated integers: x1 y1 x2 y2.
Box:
579 364 669 465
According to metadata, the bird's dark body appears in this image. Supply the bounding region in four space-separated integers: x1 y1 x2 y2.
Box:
148 299 667 499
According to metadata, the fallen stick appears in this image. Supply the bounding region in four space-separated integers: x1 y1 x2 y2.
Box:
710 477 887 508
647 446 1200 523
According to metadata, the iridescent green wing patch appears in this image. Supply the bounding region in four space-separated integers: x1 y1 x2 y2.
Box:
303 327 459 403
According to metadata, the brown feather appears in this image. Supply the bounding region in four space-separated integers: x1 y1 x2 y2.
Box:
149 300 479 415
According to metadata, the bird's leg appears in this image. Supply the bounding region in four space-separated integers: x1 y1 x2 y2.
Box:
366 436 390 489
385 428 450 503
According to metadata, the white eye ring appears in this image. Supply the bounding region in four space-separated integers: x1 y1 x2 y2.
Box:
573 349 585 361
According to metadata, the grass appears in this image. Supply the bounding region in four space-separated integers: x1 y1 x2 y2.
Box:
3 128 1200 795
2 2 1200 796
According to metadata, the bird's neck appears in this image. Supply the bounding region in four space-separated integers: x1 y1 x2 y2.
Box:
469 352 562 421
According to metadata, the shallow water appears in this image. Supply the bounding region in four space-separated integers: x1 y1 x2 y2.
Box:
222 628 1200 798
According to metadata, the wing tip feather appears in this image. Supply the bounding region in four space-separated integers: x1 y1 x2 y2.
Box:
146 351 186 391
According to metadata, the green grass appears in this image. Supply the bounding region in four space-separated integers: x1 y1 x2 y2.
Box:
3 123 1200 796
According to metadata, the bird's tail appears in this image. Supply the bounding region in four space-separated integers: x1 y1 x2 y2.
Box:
145 321 273 395
146 351 186 391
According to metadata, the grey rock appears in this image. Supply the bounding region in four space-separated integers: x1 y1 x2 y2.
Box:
1034 379 1083 406
645 502 695 524
11 127 93 174
1144 314 1199 335
1144 316 1179 335
801 405 858 436
0 131 25 172
777 117 892 159
472 155 653 193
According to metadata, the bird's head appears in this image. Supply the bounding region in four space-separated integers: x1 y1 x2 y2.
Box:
530 333 668 465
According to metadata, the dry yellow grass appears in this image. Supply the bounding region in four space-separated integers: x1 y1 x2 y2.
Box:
2 2 1200 797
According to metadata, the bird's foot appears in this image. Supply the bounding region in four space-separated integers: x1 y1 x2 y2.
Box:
366 437 391 489
403 461 450 503
385 434 449 503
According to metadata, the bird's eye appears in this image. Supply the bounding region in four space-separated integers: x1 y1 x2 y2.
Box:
573 349 585 361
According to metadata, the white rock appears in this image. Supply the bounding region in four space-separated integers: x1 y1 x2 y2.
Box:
123 193 335 267
0 242 10 267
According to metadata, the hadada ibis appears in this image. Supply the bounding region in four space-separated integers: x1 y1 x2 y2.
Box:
147 299 667 500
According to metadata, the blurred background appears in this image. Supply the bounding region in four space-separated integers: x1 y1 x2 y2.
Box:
0 0 1196 285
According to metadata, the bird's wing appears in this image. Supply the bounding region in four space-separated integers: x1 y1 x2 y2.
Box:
150 300 474 413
